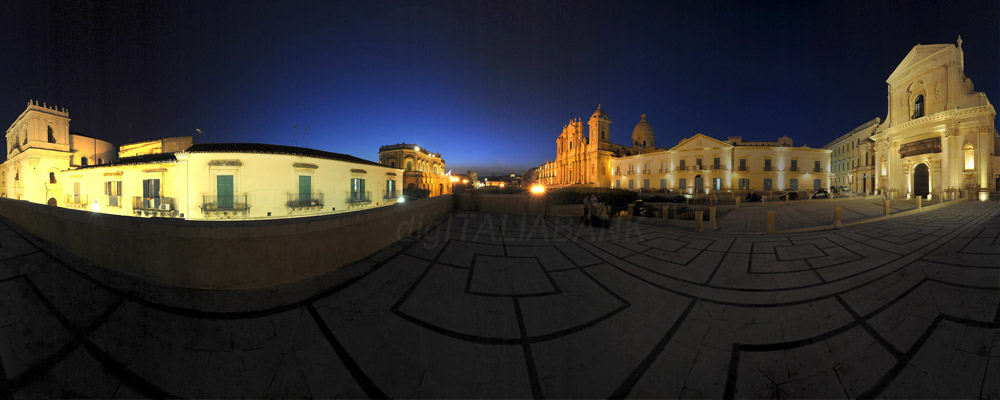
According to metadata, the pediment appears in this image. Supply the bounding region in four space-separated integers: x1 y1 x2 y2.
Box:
887 44 954 82
668 134 733 152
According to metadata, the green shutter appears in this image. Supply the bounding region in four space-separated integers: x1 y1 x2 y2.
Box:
217 175 234 209
299 176 311 203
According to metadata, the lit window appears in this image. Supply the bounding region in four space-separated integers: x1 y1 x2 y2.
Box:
48 126 56 143
913 95 924 119
964 143 975 170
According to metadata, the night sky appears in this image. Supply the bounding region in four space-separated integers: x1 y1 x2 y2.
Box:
2 1 997 175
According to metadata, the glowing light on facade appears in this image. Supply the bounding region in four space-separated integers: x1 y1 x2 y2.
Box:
530 184 546 194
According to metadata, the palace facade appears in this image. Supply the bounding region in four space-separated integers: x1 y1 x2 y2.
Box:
377 143 452 197
538 38 997 199
3 101 403 219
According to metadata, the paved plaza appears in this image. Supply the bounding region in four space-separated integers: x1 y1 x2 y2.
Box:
0 201 998 398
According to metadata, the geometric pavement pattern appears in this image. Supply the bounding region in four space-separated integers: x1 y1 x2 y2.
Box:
0 201 998 398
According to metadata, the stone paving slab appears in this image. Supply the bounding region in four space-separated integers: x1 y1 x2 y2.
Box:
0 201 998 398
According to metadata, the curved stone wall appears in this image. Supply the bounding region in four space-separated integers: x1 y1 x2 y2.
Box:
0 194 454 289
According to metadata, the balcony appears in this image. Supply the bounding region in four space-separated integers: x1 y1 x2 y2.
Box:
287 193 324 210
625 170 635 175
814 167 822 173
738 166 748 171
65 194 89 209
712 165 721 170
790 166 799 172
641 169 650 174
659 168 667 173
106 195 122 208
132 196 178 217
764 166 772 172
384 190 397 199
200 195 250 217
347 191 372 205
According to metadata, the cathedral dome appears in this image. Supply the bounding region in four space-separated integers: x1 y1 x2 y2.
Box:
631 114 655 148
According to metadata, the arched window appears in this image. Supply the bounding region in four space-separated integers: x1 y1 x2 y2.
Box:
964 143 975 170
98 158 103 165
49 172 56 184
912 95 924 119
47 126 56 143
405 160 413 171
81 157 88 166
389 160 395 168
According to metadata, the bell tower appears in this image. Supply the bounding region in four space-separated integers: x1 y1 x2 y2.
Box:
588 104 611 143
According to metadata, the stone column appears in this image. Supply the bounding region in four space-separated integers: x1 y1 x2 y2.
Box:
694 211 704 232
884 199 891 216
917 196 922 210
709 206 717 230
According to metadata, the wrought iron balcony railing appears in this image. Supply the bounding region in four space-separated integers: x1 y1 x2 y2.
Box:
201 195 250 212
287 193 324 208
384 190 397 199
738 166 748 171
106 195 121 207
133 196 175 211
790 166 799 172
65 194 89 205
347 191 372 204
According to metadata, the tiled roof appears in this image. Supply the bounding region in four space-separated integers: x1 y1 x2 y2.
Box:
73 152 178 170
184 143 385 167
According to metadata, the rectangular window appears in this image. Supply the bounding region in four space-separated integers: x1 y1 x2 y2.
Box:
105 181 122 207
764 159 772 171
73 182 81 204
299 175 312 204
696 158 702 169
643 179 649 189
713 157 720 169
813 179 822 191
763 178 772 190
386 179 396 198
789 178 798 191
814 160 821 172
660 162 665 172
628 179 634 189
142 178 161 209
679 178 687 189
659 178 666 189
791 160 798 171
679 160 686 170
615 180 621 188
350 177 366 202
739 178 749 190
713 178 721 191
739 158 747 171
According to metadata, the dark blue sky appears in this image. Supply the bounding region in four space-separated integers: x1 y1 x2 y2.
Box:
2 1 997 174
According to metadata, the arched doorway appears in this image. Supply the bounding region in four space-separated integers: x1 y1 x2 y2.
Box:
47 198 57 206
694 175 704 193
913 163 929 198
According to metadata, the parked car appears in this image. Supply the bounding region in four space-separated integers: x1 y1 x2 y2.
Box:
812 189 830 199
745 192 763 202
668 195 687 202
778 191 798 200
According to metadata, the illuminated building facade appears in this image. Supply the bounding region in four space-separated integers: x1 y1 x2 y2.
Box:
538 105 655 187
2 101 403 219
824 118 880 194
871 37 997 200
610 134 830 193
378 143 452 197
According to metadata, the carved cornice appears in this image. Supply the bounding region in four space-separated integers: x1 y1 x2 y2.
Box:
944 128 960 137
878 105 995 138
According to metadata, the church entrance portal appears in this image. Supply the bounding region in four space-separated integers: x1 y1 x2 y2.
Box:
914 163 929 198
